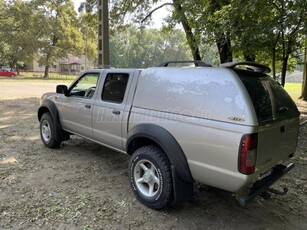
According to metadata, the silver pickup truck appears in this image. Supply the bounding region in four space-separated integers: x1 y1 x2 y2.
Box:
38 61 300 209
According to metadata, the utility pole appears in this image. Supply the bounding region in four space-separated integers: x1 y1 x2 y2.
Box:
98 0 110 68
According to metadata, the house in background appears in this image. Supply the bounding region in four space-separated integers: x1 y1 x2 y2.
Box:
27 54 96 74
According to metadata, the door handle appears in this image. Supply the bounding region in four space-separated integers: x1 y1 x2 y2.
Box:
112 110 120 115
85 104 91 109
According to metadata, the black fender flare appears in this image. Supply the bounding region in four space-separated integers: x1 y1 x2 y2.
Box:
127 123 194 203
38 99 58 122
38 99 69 141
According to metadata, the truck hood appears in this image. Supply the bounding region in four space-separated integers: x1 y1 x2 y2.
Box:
40 92 59 105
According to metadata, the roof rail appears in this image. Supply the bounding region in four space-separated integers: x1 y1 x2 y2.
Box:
220 61 271 74
158 60 212 67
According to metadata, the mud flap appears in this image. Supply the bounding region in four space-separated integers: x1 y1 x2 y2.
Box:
171 166 194 204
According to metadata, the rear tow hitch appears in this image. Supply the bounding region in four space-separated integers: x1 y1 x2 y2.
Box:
239 163 294 207
260 187 289 200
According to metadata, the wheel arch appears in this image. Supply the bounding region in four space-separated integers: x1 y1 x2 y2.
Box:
38 99 69 141
127 123 194 204
38 99 58 122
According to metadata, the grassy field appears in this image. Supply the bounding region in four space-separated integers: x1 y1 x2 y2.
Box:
285 83 302 100
0 72 78 83
19 71 78 80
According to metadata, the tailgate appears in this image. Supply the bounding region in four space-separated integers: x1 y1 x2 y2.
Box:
256 117 299 173
234 68 300 174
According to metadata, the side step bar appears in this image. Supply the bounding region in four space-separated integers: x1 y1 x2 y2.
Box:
239 163 295 207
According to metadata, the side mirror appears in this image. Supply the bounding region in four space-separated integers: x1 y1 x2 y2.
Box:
56 85 68 96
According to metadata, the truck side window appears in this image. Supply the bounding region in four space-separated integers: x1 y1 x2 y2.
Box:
69 73 100 99
102 73 129 103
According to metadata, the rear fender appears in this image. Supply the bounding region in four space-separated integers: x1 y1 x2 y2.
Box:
127 124 194 204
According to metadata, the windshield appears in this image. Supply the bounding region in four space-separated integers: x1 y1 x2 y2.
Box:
235 69 300 125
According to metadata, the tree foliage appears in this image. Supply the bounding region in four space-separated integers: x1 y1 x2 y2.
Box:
110 26 192 68
0 0 43 73
0 0 83 77
95 0 306 86
1 0 306 91
34 0 83 78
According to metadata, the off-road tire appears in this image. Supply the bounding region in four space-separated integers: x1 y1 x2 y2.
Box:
40 112 62 148
129 145 173 209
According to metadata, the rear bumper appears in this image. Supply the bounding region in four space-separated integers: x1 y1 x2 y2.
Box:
239 163 294 206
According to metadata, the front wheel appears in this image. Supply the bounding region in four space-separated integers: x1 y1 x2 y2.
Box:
40 112 61 148
129 145 173 209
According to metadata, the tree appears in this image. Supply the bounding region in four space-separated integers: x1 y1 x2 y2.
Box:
109 0 234 63
171 0 201 60
78 4 99 67
35 0 83 78
301 36 307 100
109 26 192 68
83 0 306 81
109 0 203 61
0 0 43 73
272 0 306 86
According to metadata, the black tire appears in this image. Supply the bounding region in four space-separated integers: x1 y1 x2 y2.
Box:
40 112 61 148
129 145 173 209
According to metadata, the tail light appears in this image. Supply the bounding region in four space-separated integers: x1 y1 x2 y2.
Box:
238 133 258 174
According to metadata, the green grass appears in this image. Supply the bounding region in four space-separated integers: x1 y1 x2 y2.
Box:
19 72 78 80
0 77 73 83
284 83 302 100
0 72 78 83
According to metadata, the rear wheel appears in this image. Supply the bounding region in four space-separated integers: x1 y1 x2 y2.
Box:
40 112 61 148
129 145 173 209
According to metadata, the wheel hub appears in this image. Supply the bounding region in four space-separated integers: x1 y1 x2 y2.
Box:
41 120 51 143
134 159 160 198
143 171 154 183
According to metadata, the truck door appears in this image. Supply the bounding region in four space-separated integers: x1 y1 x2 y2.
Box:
92 70 134 150
56 72 100 138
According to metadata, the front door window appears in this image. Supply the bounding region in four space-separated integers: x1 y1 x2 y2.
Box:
70 73 100 99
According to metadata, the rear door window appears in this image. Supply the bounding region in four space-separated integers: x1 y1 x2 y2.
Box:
235 69 299 125
101 73 129 103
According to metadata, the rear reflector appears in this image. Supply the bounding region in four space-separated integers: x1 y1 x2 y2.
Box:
239 133 258 174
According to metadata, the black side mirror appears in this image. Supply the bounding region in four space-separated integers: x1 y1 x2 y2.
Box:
56 85 68 96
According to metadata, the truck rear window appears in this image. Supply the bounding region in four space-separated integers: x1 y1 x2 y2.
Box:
235 69 300 125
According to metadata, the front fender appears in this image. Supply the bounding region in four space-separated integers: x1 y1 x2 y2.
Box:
38 98 58 122
38 98 69 141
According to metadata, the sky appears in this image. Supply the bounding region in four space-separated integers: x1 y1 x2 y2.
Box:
71 0 170 28
72 0 82 12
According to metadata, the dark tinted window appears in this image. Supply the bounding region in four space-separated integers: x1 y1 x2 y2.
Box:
235 69 299 125
102 73 129 103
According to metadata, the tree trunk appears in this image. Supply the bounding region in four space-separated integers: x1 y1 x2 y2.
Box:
44 52 50 78
216 33 232 63
302 63 307 100
281 54 289 87
272 48 276 80
301 36 307 100
244 53 256 62
12 60 20 75
44 65 50 78
16 65 20 75
172 0 201 60
209 0 232 63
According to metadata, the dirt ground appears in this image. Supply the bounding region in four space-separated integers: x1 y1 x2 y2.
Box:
0 81 306 230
